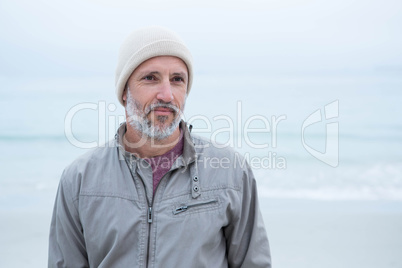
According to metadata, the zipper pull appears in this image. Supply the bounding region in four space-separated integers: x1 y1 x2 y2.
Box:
148 207 153 223
173 205 188 215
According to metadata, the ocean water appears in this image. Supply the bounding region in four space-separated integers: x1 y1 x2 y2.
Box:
1 72 401 211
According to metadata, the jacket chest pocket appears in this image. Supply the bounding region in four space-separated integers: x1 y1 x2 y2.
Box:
170 197 220 217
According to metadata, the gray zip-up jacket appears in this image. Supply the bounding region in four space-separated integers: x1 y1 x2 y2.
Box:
49 122 271 267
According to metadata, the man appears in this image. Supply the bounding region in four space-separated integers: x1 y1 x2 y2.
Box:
48 26 271 268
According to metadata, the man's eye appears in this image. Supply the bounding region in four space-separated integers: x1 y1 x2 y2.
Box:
172 77 184 82
144 75 154 81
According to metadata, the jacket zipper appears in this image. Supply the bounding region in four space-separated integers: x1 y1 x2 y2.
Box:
124 158 153 267
146 205 152 267
147 207 152 223
144 171 174 266
173 199 218 215
125 158 193 267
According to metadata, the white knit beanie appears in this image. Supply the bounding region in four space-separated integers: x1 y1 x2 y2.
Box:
115 26 193 106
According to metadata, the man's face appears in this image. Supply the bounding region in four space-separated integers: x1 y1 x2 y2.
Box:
123 56 188 140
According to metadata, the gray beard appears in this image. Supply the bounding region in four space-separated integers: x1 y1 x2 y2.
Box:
125 91 183 141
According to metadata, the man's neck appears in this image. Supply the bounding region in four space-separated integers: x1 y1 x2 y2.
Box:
123 126 181 158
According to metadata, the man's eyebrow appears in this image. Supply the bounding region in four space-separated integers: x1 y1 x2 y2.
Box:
172 72 188 78
137 70 188 79
140 71 160 76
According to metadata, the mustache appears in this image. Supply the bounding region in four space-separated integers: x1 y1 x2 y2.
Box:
145 102 180 115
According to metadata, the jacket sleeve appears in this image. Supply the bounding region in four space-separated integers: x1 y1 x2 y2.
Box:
224 163 272 268
48 171 89 268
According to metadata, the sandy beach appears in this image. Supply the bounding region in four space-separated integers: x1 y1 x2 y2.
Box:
1 195 401 268
263 199 402 268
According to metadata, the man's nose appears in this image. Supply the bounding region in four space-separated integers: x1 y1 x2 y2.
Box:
156 79 174 103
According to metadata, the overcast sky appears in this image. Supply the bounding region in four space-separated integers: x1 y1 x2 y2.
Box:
0 0 401 78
